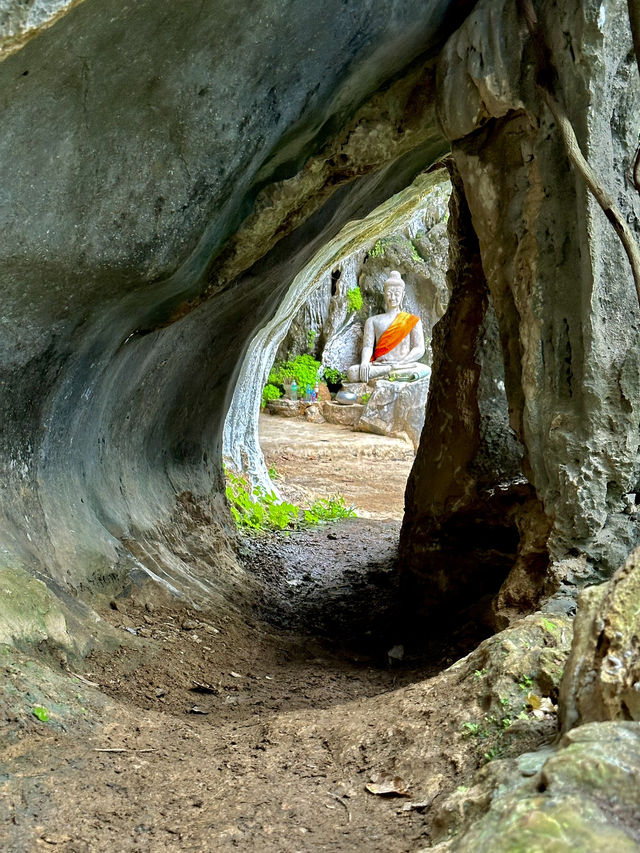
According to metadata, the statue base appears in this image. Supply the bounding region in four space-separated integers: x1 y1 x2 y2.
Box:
356 375 430 451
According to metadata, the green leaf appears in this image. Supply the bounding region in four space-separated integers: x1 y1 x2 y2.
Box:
32 705 50 722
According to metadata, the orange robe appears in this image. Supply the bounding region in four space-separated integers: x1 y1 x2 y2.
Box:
372 312 420 361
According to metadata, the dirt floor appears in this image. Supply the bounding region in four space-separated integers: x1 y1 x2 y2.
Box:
258 413 415 521
1 419 554 852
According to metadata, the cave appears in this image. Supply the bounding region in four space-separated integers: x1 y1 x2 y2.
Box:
2 1 640 850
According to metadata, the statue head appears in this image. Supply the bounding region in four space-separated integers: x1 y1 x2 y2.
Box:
383 270 405 309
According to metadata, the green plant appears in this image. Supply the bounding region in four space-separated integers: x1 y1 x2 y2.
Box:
224 468 356 533
409 241 424 262
268 354 321 394
261 383 282 408
306 328 317 352
483 746 501 763
225 469 299 531
461 721 480 737
370 239 385 258
518 675 534 692
473 668 488 679
346 286 363 313
303 496 356 525
267 465 279 480
322 366 345 388
360 392 371 405
32 705 50 722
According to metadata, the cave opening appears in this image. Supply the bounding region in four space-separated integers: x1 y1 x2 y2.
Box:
3 0 640 847
222 165 531 661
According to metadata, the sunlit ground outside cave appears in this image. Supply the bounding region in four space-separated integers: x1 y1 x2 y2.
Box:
3 1 640 852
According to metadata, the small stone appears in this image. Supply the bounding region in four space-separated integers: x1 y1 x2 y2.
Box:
305 403 325 424
387 644 405 663
181 619 198 631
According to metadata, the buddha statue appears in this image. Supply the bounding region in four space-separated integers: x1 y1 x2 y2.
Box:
346 270 430 383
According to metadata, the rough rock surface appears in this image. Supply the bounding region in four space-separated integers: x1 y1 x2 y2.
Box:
357 375 431 450
559 547 640 731
400 163 532 631
265 399 307 418
401 0 640 632
440 0 640 571
323 401 364 428
427 722 640 852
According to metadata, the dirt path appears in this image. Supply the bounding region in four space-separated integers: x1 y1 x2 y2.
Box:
0 532 446 853
259 413 415 521
1 426 502 853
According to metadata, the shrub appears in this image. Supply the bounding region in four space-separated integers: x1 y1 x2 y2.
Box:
346 286 363 313
261 383 282 408
224 468 356 533
303 496 356 525
322 366 345 389
268 353 322 392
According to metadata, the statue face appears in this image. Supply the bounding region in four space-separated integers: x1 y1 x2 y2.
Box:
384 283 404 309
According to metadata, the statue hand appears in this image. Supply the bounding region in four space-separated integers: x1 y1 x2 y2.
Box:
359 362 370 383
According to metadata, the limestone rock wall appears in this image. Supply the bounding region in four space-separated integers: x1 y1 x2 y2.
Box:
559 546 640 730
0 0 461 636
401 0 640 628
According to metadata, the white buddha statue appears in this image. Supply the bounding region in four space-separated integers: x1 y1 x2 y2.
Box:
346 271 430 383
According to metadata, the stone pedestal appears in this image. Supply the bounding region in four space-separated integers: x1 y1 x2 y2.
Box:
323 401 364 427
357 376 430 450
266 398 307 417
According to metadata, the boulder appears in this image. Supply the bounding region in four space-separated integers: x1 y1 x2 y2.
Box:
357 375 430 450
559 547 640 732
266 399 307 418
321 319 364 375
322 402 364 427
304 403 325 424
428 722 640 853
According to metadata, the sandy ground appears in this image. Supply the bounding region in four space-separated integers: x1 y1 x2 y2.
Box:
259 413 415 520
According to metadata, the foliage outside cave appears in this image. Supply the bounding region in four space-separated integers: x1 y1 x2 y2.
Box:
225 466 355 532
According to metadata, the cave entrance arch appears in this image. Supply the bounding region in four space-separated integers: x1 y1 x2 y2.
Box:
223 170 450 511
